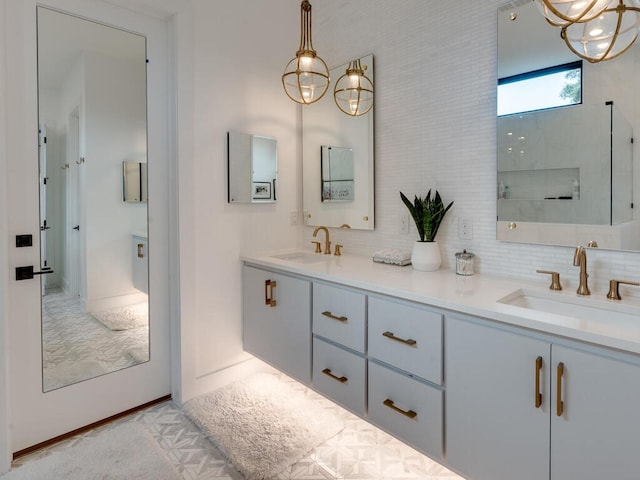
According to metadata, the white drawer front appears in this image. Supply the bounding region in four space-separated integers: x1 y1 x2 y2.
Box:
313 283 366 353
313 337 366 417
368 361 443 461
368 296 442 384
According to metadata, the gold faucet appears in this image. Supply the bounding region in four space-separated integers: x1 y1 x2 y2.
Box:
312 226 331 254
573 246 591 296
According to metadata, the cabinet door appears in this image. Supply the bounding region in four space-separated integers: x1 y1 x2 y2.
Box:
132 236 148 293
242 265 311 384
551 345 640 480
445 316 550 480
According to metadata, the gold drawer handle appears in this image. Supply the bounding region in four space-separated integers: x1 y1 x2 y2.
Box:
382 331 417 347
535 356 543 409
321 311 348 322
137 243 144 258
557 362 565 417
383 399 417 419
264 279 277 307
322 368 347 383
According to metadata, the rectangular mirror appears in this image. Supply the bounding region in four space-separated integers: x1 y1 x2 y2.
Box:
497 1 639 251
321 146 354 202
302 54 374 230
37 6 149 392
227 131 278 203
123 161 148 203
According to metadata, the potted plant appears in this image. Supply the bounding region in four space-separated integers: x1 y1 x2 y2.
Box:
400 189 454 271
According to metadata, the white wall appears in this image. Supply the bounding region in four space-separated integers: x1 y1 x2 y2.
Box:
176 0 301 402
298 0 640 297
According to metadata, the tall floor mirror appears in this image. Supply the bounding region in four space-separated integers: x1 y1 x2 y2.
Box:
37 7 150 392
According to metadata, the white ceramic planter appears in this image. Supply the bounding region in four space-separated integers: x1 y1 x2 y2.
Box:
411 241 441 271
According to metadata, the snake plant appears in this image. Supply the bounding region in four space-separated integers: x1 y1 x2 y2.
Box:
400 190 454 242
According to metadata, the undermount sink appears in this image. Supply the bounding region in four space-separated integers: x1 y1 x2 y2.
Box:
270 252 326 264
498 289 640 324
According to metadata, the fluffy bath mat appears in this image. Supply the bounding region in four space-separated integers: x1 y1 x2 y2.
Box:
91 303 148 330
2 422 180 480
183 373 344 479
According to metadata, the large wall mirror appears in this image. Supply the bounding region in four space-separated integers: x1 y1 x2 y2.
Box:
302 54 375 230
37 7 149 392
497 1 639 251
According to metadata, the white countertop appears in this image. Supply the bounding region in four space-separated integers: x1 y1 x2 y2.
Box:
241 249 640 356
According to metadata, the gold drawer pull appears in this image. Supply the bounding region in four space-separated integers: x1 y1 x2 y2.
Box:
322 368 347 383
535 356 543 409
321 311 348 322
137 243 144 258
557 362 565 417
264 279 277 307
382 331 417 347
383 399 417 419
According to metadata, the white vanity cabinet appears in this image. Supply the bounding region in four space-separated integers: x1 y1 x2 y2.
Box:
242 265 312 385
132 235 148 293
367 295 444 460
312 282 367 416
446 315 640 480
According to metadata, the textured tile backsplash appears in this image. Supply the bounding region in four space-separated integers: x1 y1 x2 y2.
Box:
303 0 640 299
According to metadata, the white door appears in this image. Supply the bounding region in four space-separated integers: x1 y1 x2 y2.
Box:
6 0 172 453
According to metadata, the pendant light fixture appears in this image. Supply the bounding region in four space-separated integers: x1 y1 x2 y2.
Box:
333 59 374 116
561 0 640 62
282 0 330 105
537 0 613 26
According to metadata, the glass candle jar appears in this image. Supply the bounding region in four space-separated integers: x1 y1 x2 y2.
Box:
455 250 475 276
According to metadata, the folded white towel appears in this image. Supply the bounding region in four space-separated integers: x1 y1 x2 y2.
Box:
372 248 412 266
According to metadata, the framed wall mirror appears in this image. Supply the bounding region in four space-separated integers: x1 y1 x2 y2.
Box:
497 1 639 251
227 132 278 203
37 6 149 392
302 54 374 230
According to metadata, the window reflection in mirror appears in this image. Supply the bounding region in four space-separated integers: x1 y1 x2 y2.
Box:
227 132 278 204
497 1 639 251
37 7 149 392
302 54 374 230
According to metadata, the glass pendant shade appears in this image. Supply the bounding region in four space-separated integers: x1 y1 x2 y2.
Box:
537 0 614 26
282 0 329 105
561 0 640 62
333 59 374 116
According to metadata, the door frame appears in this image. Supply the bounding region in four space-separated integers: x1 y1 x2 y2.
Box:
3 0 174 455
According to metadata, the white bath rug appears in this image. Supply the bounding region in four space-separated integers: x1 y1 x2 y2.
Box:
91 302 148 330
183 373 344 480
1 422 180 480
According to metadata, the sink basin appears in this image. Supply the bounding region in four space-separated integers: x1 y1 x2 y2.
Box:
270 252 326 264
498 289 640 324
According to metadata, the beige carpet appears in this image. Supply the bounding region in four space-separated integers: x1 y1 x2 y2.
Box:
1 422 180 480
184 373 344 480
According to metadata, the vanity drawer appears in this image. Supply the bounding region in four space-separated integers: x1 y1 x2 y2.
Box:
368 360 443 461
368 296 442 385
313 283 366 353
313 337 366 417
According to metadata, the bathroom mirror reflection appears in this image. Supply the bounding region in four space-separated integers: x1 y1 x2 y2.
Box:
497 1 640 251
37 7 150 392
227 132 278 203
123 161 148 203
302 54 374 230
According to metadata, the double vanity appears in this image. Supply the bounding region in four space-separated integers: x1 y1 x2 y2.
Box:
241 249 640 480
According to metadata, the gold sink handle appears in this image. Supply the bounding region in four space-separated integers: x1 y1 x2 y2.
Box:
536 270 562 291
606 279 640 301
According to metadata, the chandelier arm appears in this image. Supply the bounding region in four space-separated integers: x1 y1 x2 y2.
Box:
541 0 605 24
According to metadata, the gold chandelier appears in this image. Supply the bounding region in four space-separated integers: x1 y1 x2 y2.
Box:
282 0 330 105
333 59 374 116
537 0 640 62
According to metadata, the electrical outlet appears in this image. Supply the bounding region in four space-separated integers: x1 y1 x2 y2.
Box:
289 211 298 226
458 216 473 240
400 214 410 234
